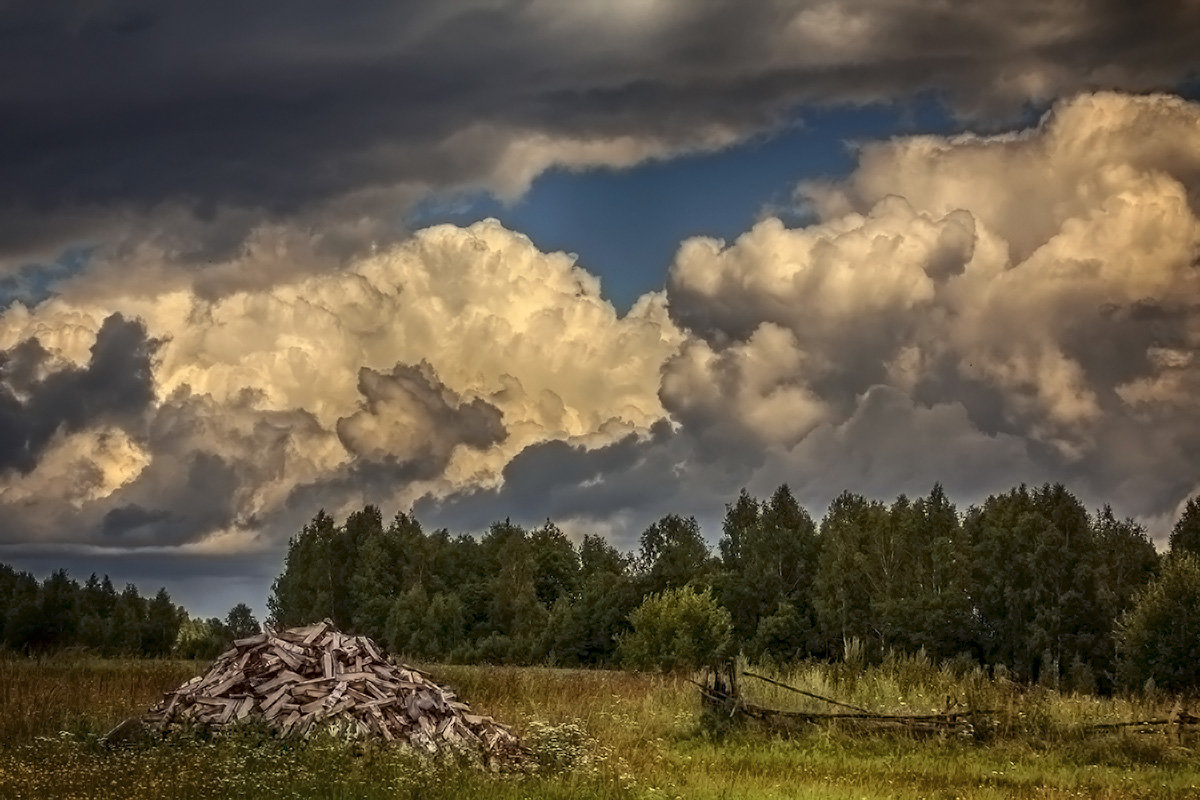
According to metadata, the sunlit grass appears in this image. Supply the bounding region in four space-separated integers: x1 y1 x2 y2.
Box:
1 655 1198 799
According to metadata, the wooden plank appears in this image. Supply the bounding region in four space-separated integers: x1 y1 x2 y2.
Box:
363 697 397 709
300 697 326 714
301 621 328 644
263 690 290 720
255 670 303 694
293 676 336 688
235 697 255 720
272 647 302 671
362 638 382 661
218 700 238 725
259 685 290 714
208 671 244 697
280 710 301 735
268 636 306 655
327 697 355 717
234 633 268 648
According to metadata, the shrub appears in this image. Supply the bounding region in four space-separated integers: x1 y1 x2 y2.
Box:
619 586 732 672
747 602 815 666
1117 553 1200 692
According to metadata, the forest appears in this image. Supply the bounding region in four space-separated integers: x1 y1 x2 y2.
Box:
268 483 1200 693
0 565 258 659
4 481 1200 695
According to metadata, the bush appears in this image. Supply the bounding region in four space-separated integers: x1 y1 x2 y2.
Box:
619 586 732 672
747 602 815 666
1117 553 1200 692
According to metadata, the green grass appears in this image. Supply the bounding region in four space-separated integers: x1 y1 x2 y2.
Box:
2 655 1199 799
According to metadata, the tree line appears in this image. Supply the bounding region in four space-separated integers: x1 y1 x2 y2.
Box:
0 565 260 659
269 483 1200 692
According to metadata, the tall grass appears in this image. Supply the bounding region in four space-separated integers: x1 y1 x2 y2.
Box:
1 656 1198 799
0 656 198 740
740 650 1172 740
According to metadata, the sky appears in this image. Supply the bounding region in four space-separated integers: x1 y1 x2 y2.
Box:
0 1 1198 619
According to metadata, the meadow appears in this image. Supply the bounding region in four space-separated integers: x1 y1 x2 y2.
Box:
2 655 1199 799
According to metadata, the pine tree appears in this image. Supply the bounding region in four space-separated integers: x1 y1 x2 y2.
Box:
1168 497 1200 557
39 570 79 650
112 584 147 654
268 509 338 626
143 588 182 656
719 485 820 659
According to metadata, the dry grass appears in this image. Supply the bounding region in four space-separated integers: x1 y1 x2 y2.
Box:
0 657 197 741
1 655 1199 799
740 652 1171 738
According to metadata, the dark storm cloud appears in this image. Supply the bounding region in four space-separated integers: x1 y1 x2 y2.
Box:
414 420 740 548
0 313 156 472
1 0 1197 269
0 358 508 549
336 361 506 466
96 451 243 545
270 361 510 533
416 387 1049 551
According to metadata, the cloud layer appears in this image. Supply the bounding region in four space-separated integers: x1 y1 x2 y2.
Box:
431 91 1200 543
663 91 1200 522
0 221 681 548
2 1 1198 275
1 91 1199 568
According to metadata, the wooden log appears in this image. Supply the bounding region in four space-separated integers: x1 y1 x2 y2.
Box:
268 636 306 655
255 670 303 694
259 685 290 714
208 671 245 697
234 633 268 648
301 621 329 645
271 647 303 671
235 697 256 720
263 692 291 721
300 697 327 714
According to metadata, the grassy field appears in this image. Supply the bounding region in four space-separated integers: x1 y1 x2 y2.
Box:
2 655 1199 799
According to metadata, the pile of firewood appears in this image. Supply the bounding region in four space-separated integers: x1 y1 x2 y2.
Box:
141 620 525 765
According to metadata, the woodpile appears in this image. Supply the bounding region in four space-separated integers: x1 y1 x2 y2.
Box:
142 620 525 765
